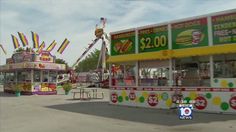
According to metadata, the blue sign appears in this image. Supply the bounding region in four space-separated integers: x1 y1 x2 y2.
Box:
178 104 193 120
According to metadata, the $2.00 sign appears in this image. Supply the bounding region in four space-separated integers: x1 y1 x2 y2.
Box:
138 25 168 53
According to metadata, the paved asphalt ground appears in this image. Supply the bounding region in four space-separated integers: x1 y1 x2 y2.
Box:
0 85 236 132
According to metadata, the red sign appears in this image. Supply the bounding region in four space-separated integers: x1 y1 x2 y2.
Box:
38 63 45 68
40 52 52 61
129 91 136 100
111 93 118 103
35 51 54 63
229 96 236 110
194 96 207 110
172 18 207 29
147 93 158 106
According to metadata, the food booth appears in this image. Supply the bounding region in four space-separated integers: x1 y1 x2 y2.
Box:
0 50 66 95
108 9 236 114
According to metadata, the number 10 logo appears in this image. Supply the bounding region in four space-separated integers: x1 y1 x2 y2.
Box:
178 104 193 120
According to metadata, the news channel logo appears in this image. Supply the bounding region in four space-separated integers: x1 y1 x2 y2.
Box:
178 102 194 120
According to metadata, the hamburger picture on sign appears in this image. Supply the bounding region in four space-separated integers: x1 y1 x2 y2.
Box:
172 18 209 49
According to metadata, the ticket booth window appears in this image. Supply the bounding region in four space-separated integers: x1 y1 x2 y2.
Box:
34 70 41 82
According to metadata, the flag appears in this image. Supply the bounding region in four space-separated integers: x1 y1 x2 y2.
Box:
31 31 39 49
57 38 70 54
11 34 20 49
100 17 107 28
96 17 107 29
0 44 7 55
46 40 57 52
37 41 45 53
17 32 28 47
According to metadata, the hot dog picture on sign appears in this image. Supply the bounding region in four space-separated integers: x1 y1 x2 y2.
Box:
111 31 135 56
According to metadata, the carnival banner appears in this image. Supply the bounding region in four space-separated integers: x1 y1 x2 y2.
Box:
57 38 70 54
37 41 45 53
11 34 20 49
31 31 39 49
46 40 57 52
17 32 28 47
0 44 7 55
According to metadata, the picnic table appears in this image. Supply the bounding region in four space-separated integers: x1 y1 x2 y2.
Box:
87 88 104 99
71 87 90 100
71 87 104 100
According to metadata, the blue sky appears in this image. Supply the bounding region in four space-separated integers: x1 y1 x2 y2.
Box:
0 0 236 66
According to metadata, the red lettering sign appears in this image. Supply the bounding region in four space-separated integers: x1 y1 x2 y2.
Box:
147 93 158 107
194 96 207 110
111 93 118 103
229 96 236 110
129 91 136 100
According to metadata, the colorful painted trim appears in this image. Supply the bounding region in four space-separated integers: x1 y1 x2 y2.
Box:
110 87 236 92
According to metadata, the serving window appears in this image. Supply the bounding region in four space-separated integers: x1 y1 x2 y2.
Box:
42 71 49 82
111 62 136 86
34 70 41 82
17 70 31 82
139 60 169 86
49 71 57 83
214 53 236 78
0 72 4 84
174 56 210 87
5 72 16 83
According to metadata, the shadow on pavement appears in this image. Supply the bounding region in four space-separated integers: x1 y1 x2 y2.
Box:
46 101 236 126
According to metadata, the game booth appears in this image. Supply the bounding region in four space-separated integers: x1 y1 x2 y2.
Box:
108 9 236 114
0 50 66 95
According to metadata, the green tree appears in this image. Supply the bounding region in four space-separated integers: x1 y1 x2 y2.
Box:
75 49 101 72
15 47 35 53
15 47 25 52
55 58 68 68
